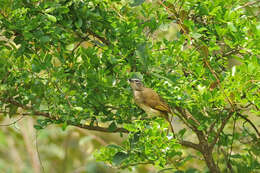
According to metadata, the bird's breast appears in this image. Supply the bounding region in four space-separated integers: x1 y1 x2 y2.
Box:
133 91 165 117
133 90 144 104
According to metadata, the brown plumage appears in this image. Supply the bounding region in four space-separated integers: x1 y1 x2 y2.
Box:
129 78 174 133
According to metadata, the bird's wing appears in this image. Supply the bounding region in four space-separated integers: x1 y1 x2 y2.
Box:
142 88 171 113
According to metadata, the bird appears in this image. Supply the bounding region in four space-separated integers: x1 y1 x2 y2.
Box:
129 78 174 134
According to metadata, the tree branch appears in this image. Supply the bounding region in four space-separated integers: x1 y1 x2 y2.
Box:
0 114 24 126
0 98 206 153
222 47 242 57
210 111 234 149
0 98 128 133
67 121 129 133
85 28 111 46
235 1 260 10
174 106 201 131
220 148 234 173
237 113 260 138
173 106 207 152
179 140 202 152
72 35 89 53
203 58 235 110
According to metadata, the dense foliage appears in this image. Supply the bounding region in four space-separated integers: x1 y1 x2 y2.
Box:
0 0 259 172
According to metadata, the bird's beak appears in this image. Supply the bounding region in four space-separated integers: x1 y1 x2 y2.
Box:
128 79 133 83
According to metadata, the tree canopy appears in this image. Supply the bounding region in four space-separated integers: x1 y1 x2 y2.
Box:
0 0 259 172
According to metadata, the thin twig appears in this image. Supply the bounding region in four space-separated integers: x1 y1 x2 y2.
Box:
85 28 111 46
208 119 217 135
158 0 191 38
247 99 260 111
175 106 201 131
35 130 45 173
158 167 175 173
221 148 234 173
222 48 241 57
0 10 7 18
178 0 185 13
237 113 260 138
235 1 260 10
227 116 237 173
171 109 196 131
0 114 24 126
118 161 153 169
53 82 73 108
72 35 89 53
167 116 176 137
210 111 235 149
203 58 235 111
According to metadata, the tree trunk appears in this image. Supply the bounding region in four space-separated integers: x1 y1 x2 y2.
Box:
202 150 220 173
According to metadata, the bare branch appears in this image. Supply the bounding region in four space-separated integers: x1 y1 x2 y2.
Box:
237 113 260 138
35 131 45 173
0 114 24 126
222 47 242 57
179 140 202 152
173 106 207 151
174 106 201 132
235 1 260 10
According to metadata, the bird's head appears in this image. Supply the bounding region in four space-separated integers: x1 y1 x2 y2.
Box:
128 78 144 91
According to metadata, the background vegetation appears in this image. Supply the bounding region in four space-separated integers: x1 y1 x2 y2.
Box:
0 0 259 172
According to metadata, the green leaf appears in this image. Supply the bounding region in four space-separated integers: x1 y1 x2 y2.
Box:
191 32 202 39
108 122 117 132
130 72 143 80
34 125 43 130
186 168 199 173
46 14 57 22
130 0 145 7
178 128 187 138
40 36 50 43
228 22 237 32
73 106 83 111
112 151 129 165
107 144 125 151
75 18 82 28
130 132 140 148
231 154 242 158
198 125 205 131
32 62 41 73
9 104 18 117
66 43 74 51
62 122 68 131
